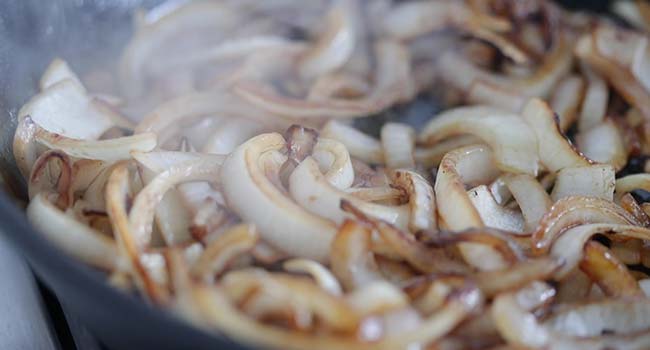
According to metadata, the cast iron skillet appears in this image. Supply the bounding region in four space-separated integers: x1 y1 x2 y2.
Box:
0 1 613 349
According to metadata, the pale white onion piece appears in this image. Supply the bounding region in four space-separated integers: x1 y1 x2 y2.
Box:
129 158 222 249
612 1 650 31
39 58 84 91
420 105 539 175
27 194 117 270
290 157 409 230
18 79 114 140
414 135 482 168
576 119 627 171
119 1 241 98
33 124 156 162
551 164 616 202
551 223 650 278
330 219 383 291
466 80 527 113
550 75 584 132
616 174 650 200
307 73 370 101
390 169 436 232
437 37 572 99
578 63 609 132
312 138 354 190
221 133 337 262
381 123 415 169
532 196 640 254
298 0 355 80
202 118 264 155
503 174 552 232
321 120 383 164
346 281 408 315
435 145 507 270
346 187 403 203
521 98 591 172
284 259 342 296
492 284 552 348
468 185 525 233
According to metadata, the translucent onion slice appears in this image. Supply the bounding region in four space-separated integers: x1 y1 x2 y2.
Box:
575 119 627 171
381 123 415 169
18 79 114 140
298 0 356 80
321 120 383 164
579 241 642 297
284 258 343 296
330 219 383 291
192 224 258 283
468 185 525 233
550 223 650 279
532 196 640 254
550 164 616 202
473 258 561 297
390 169 436 232
106 164 169 304
28 150 73 209
616 174 650 201
202 118 265 155
27 193 117 270
578 63 609 132
119 1 241 98
341 201 469 275
221 133 337 262
129 158 222 249
40 58 84 91
434 145 506 270
575 26 650 119
312 137 354 190
520 98 591 172
503 174 552 232
30 120 157 161
290 157 409 230
420 105 539 175
550 75 584 132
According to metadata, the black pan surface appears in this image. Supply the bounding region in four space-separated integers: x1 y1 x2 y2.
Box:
0 1 614 349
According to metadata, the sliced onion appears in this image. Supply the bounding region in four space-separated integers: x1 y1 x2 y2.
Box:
39 58 83 91
578 63 609 132
18 79 114 140
27 193 117 270
106 163 169 303
420 105 539 175
474 258 561 297
221 133 337 262
192 224 258 283
414 135 482 168
550 223 650 278
330 219 382 291
521 98 591 172
31 121 157 161
616 174 650 201
290 157 409 230
532 196 640 254
468 185 525 233
576 119 627 171
390 169 436 232
381 123 415 169
466 80 527 113
550 75 584 132
202 118 265 155
283 259 342 296
28 150 73 209
298 0 355 80
434 145 506 270
503 174 552 232
321 120 383 164
129 158 222 249
579 240 642 297
550 164 616 202
341 201 469 275
312 138 354 190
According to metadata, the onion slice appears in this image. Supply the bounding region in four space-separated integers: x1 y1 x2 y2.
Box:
221 133 337 262
420 105 539 175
